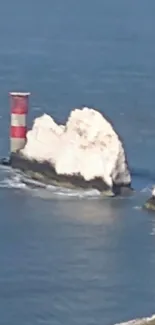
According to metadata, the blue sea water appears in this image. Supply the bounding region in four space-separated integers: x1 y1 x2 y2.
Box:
0 1 155 324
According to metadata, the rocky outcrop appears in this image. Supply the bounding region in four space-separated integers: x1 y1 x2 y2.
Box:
144 187 155 211
10 107 132 195
115 314 155 325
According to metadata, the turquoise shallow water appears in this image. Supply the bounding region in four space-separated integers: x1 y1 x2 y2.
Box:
0 1 155 324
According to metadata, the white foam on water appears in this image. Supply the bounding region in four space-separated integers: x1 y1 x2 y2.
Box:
133 206 142 210
0 175 28 189
114 314 155 325
140 186 152 193
0 165 13 173
48 187 100 198
21 175 47 188
0 170 101 199
31 185 101 200
21 174 101 198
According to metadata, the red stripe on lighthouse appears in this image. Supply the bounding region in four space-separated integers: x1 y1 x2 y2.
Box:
10 126 27 138
9 92 30 114
9 92 30 152
11 98 28 114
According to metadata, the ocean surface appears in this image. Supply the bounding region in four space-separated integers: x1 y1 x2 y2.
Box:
0 1 155 324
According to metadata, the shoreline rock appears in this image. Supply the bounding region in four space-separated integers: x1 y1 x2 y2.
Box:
10 152 133 196
115 314 155 325
144 187 155 211
9 107 132 195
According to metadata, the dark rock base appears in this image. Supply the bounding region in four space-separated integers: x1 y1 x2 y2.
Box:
8 152 132 196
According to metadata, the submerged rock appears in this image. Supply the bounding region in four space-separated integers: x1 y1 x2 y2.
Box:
10 107 132 195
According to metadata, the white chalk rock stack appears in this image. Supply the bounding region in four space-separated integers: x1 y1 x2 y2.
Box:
20 107 131 191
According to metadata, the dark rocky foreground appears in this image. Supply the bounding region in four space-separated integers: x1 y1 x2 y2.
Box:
1 152 132 196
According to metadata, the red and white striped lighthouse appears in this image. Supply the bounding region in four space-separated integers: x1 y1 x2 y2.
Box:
10 92 30 153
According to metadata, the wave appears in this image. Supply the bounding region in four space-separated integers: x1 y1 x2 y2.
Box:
0 168 101 199
0 174 28 189
0 164 154 199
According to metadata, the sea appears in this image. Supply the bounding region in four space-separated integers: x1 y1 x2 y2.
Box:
0 1 155 324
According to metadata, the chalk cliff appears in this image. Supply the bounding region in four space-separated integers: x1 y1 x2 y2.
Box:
15 107 131 193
